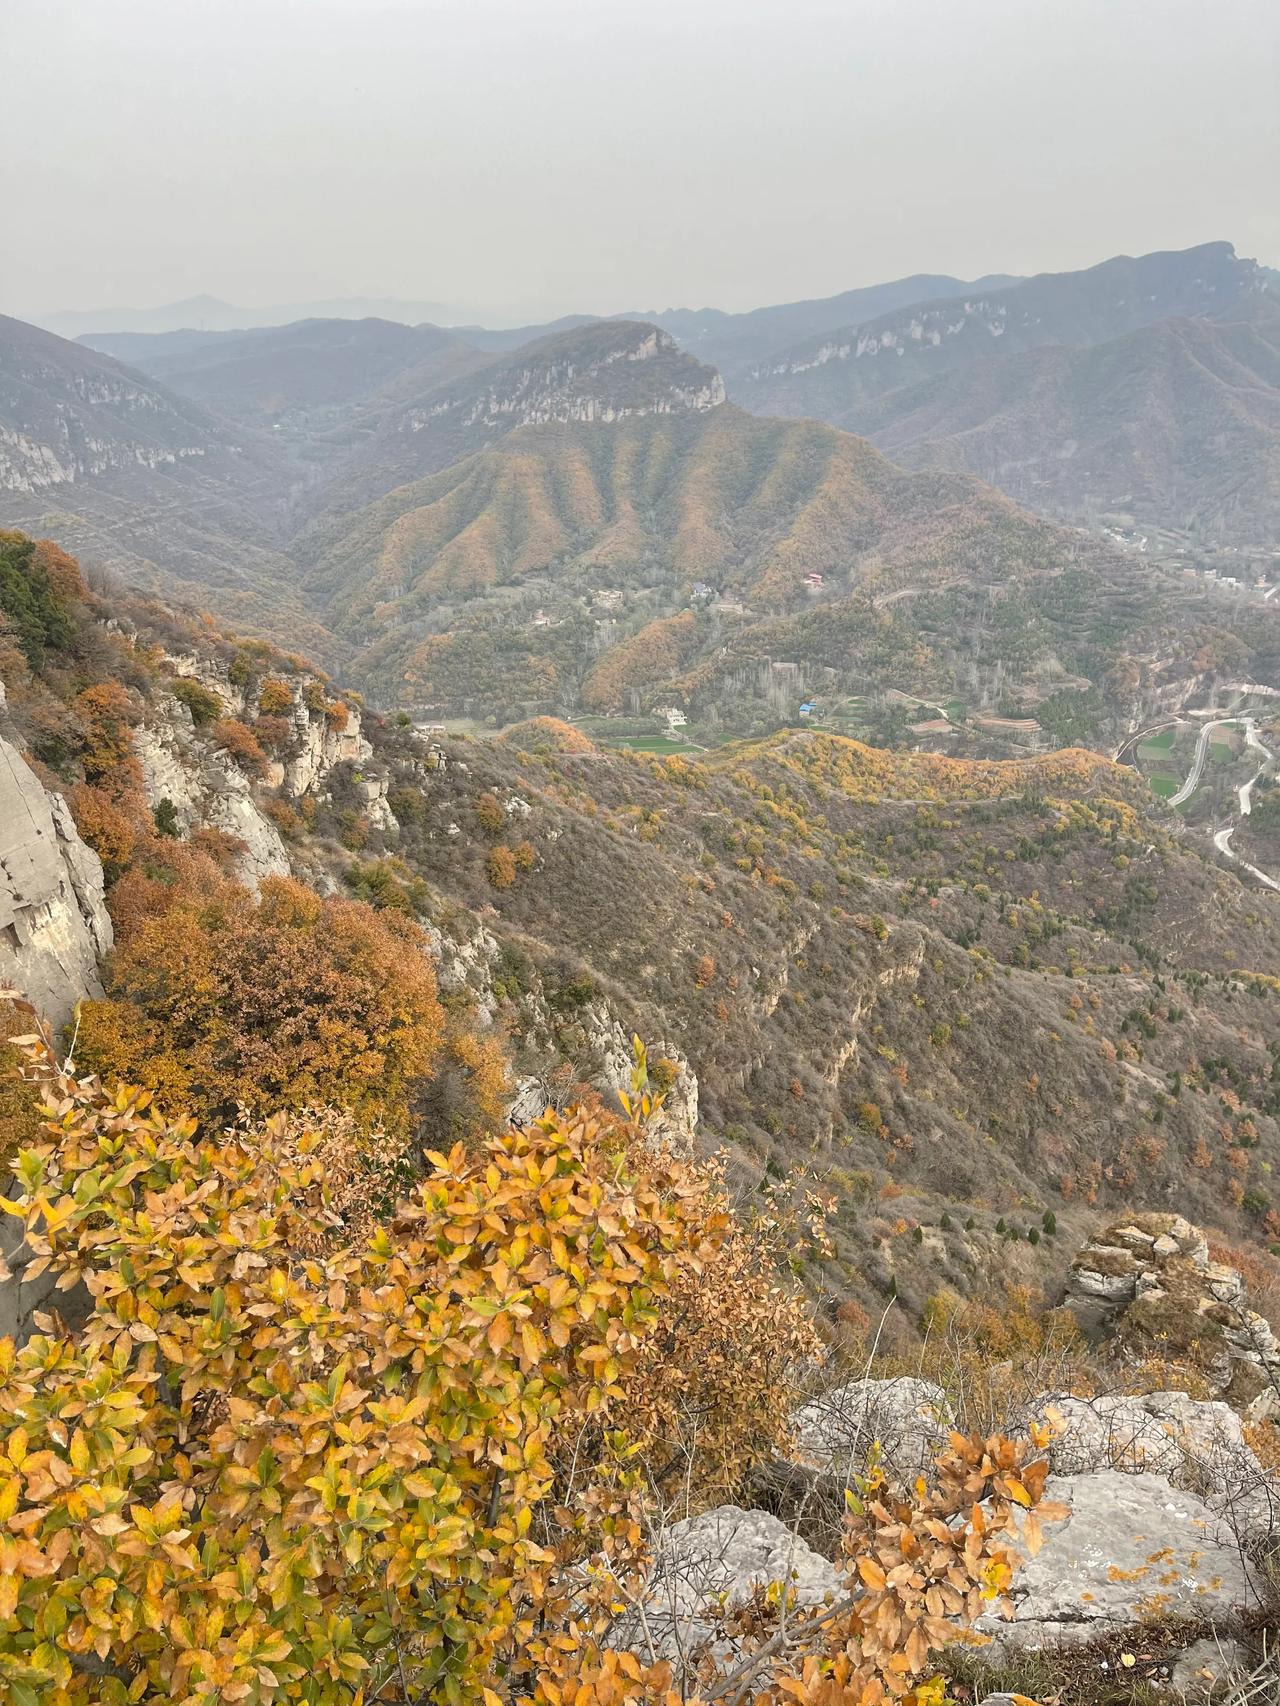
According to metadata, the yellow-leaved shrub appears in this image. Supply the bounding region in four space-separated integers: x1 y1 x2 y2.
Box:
0 1039 1053 1706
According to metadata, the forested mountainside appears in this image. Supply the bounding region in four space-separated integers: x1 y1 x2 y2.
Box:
633 270 1021 380
7 531 1280 1701
0 314 721 639
0 312 327 647
5 532 1280 1334
299 402 1280 737
83 315 476 425
739 242 1266 420
293 318 727 525
726 242 1280 550
295 404 1061 690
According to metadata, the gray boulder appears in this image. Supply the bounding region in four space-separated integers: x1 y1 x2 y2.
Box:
977 1470 1259 1648
1033 1390 1251 1478
1026 1391 1280 1545
790 1376 953 1481
618 1505 837 1664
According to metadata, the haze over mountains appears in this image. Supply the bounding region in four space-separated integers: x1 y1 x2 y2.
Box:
24 293 485 341
2 239 1278 736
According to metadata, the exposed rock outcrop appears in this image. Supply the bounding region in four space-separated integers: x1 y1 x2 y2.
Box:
0 733 111 1028
1031 1390 1254 1482
629 1464 1264 1672
426 919 699 1147
618 1505 837 1664
1169 1638 1252 1700
280 699 372 800
133 674 399 886
134 715 289 886
0 734 110 1344
1067 1213 1280 1416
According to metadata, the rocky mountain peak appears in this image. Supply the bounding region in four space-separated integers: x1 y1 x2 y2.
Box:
402 319 725 437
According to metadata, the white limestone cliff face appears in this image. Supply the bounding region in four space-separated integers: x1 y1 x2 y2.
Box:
0 734 110 1346
0 733 112 1030
0 357 218 495
405 327 725 437
132 669 397 885
134 711 289 887
280 699 372 797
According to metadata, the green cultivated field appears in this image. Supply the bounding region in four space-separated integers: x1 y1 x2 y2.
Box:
607 735 690 753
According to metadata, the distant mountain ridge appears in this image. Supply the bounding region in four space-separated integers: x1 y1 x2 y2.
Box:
84 317 475 426
634 273 1021 379
722 241 1280 549
292 400 1277 739
0 313 726 643
739 242 1266 416
3 244 1278 738
857 309 1280 544
24 292 485 340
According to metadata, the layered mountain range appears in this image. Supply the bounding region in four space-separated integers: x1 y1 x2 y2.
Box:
1 241 1278 739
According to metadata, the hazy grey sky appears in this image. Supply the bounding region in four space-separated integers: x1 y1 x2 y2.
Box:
6 0 1278 323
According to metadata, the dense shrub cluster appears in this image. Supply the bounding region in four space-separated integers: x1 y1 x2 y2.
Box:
0 1040 1051 1706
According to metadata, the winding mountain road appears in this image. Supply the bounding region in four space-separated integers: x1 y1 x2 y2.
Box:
1209 720 1280 892
1168 718 1231 808
1165 714 1280 892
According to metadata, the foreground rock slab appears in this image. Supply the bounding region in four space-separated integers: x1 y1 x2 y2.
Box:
977 1470 1258 1647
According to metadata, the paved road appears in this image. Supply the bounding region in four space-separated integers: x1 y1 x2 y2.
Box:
1192 717 1280 892
1113 719 1179 766
1213 823 1280 893
1237 720 1270 816
1168 718 1235 808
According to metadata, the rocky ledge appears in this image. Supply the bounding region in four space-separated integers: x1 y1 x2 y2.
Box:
1068 1212 1280 1416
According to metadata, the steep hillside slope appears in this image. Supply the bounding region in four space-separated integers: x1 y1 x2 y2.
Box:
856 310 1280 544
739 242 1266 425
4 534 1280 1325
298 318 728 523
0 313 273 494
346 715 1280 1316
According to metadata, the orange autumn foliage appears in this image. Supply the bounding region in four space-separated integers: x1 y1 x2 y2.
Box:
77 873 444 1135
211 717 269 777
66 783 139 881
581 612 699 713
256 676 296 716
72 680 141 796
0 1034 1050 1706
488 844 518 889
31 537 87 603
